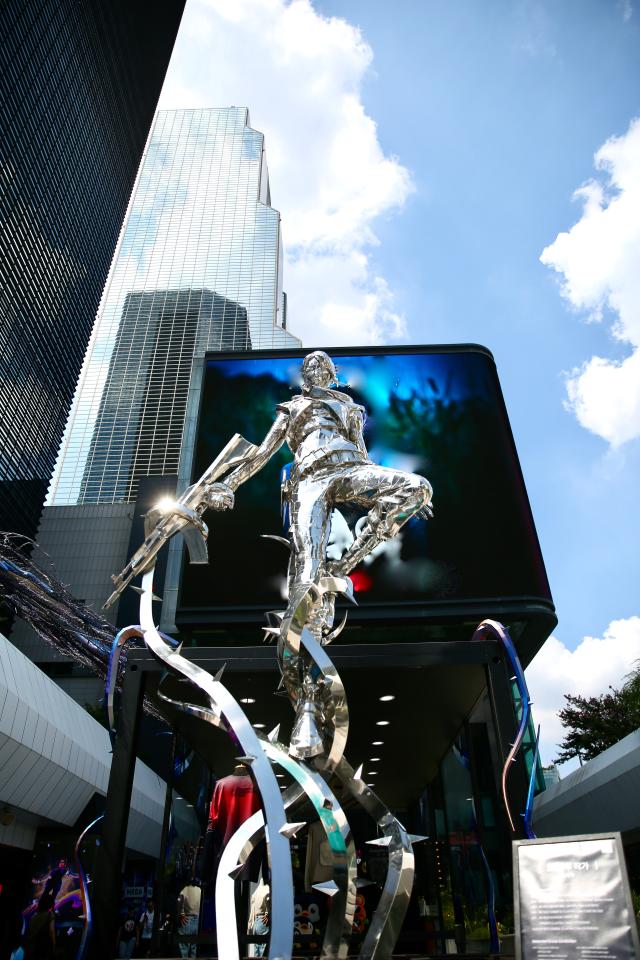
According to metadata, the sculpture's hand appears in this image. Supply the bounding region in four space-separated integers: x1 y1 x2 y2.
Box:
204 481 235 511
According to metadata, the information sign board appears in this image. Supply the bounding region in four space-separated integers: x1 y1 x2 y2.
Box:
513 833 639 960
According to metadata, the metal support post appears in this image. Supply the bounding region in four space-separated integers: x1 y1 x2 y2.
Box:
91 662 145 958
154 727 177 937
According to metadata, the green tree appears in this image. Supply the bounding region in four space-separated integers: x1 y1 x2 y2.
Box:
555 664 640 764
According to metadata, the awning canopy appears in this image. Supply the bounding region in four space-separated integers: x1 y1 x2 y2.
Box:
534 729 640 839
0 631 183 854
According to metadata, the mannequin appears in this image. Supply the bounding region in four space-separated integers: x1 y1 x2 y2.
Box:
176 878 201 959
205 763 267 947
304 820 334 891
207 763 261 854
248 877 270 957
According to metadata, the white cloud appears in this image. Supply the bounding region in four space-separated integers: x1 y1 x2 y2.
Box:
619 0 633 23
511 1 557 59
286 248 406 345
159 0 413 346
565 349 640 446
525 616 640 766
540 117 640 446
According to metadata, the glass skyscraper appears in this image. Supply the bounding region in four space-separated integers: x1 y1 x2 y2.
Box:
48 108 299 509
11 108 300 673
0 0 185 542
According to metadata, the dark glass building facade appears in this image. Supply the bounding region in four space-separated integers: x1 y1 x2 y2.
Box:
0 0 185 542
79 288 251 503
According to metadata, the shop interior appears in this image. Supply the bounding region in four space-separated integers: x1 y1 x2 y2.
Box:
98 641 533 957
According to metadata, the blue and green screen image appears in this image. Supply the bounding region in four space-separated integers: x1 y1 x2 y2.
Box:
178 347 551 619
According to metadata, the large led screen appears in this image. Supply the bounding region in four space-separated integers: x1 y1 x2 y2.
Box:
178 346 552 622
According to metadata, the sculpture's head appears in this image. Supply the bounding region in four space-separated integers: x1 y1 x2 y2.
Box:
302 350 338 390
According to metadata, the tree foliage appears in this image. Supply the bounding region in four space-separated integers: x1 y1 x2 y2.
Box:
555 664 640 764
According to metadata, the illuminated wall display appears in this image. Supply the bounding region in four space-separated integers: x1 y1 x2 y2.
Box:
177 345 553 632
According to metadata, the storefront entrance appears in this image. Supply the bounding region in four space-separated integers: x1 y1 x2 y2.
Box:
89 629 536 958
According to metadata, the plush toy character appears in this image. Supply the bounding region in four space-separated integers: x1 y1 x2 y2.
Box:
352 893 368 936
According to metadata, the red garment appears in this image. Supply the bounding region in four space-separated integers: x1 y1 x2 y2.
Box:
207 773 260 846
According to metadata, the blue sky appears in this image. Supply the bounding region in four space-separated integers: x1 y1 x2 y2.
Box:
160 0 640 762
308 1 640 628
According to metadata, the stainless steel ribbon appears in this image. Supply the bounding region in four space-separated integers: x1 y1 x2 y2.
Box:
282 578 416 959
139 567 294 960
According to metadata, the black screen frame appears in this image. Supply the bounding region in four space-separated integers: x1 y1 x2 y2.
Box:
174 343 555 653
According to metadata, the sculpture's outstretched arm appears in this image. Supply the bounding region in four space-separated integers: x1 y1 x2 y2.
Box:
104 433 258 608
105 416 288 608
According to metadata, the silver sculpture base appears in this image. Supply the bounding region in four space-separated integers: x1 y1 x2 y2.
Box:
136 565 418 960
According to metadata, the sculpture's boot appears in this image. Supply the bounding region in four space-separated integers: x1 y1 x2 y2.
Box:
329 519 380 577
289 671 325 759
290 697 325 759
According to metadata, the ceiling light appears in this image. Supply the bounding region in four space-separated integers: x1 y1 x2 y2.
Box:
372 741 384 746
368 771 378 776
254 723 265 729
376 720 390 726
379 695 395 702
240 697 256 704
366 783 375 787
369 757 381 762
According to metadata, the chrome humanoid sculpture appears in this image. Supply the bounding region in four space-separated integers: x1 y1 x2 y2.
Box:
208 350 432 629
106 350 433 960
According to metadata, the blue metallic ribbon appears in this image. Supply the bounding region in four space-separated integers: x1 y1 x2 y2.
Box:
472 619 532 832
522 724 541 840
74 813 104 960
453 743 500 953
105 624 179 745
476 832 500 954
